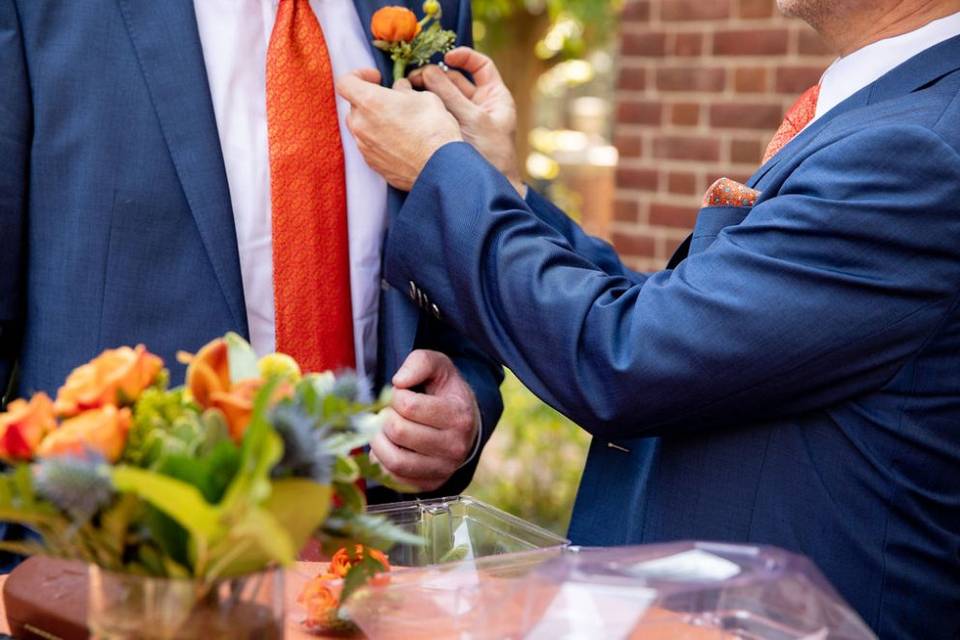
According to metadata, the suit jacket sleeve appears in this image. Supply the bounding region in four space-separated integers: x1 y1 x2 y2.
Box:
524 188 647 284
0 0 29 404
384 134 960 441
402 0 504 498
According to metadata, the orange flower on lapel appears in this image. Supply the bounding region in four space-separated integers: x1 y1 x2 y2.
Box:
371 6 422 42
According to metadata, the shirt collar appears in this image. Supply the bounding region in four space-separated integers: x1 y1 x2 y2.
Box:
813 10 960 124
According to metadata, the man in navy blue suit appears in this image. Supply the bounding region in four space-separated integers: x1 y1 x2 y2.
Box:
338 0 960 635
0 0 502 513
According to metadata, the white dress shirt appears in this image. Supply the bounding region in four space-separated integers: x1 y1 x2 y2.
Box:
193 0 389 383
813 11 960 124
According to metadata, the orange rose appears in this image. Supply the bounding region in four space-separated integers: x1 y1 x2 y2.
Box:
0 393 57 462
371 6 422 42
37 405 132 462
210 378 261 441
55 345 163 417
329 545 391 582
298 578 341 628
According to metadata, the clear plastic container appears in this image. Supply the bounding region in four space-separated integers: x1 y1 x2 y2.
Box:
366 495 570 566
346 540 878 640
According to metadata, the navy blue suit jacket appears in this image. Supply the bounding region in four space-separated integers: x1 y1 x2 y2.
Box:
383 37 960 637
0 1 502 499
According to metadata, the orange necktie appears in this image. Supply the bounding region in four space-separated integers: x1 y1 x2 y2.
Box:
267 0 355 375
761 84 820 165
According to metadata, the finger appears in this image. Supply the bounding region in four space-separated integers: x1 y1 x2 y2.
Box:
371 431 452 482
354 67 382 84
444 69 478 100
383 412 463 459
392 388 472 432
335 70 384 106
421 66 479 124
393 78 413 91
444 47 502 87
393 349 449 389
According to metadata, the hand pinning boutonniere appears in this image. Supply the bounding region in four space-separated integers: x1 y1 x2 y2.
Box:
371 1 457 82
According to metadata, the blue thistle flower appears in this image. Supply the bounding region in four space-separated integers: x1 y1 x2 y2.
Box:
269 403 334 484
33 455 114 523
331 371 372 404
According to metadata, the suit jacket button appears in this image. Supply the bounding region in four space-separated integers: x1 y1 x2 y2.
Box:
431 303 441 319
409 281 417 301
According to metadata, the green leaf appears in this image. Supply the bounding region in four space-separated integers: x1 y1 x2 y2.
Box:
263 479 333 554
111 466 222 540
333 481 365 513
156 440 241 504
354 453 419 494
225 332 260 384
333 456 360 484
339 551 391 608
221 379 284 511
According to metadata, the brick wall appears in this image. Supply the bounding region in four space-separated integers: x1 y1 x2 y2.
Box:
612 0 834 271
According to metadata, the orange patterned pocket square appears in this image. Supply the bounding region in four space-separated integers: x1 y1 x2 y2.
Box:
702 177 760 208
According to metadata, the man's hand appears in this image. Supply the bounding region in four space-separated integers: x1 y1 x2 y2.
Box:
410 48 524 195
372 350 480 492
336 69 462 191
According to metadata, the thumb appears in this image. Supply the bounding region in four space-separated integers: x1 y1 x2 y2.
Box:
393 350 445 389
421 65 479 124
393 78 414 91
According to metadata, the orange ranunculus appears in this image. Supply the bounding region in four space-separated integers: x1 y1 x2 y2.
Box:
0 393 57 462
36 405 132 462
54 345 163 417
298 577 341 628
329 545 391 582
371 6 422 42
210 378 261 441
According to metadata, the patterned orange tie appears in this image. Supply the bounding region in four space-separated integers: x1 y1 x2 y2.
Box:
761 84 821 165
267 0 355 374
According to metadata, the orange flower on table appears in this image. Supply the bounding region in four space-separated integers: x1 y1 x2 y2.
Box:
37 405 132 462
329 544 392 586
0 393 57 462
298 577 342 628
54 345 163 417
371 6 421 42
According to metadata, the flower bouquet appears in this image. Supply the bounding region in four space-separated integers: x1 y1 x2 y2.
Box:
0 333 418 639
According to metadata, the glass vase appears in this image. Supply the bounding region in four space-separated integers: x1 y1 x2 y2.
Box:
87 566 284 640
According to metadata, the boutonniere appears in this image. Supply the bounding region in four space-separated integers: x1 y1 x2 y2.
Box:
371 1 456 82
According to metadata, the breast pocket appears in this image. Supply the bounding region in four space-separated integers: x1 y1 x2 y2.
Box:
689 205 753 256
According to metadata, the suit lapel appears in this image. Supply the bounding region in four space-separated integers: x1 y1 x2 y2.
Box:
116 0 248 335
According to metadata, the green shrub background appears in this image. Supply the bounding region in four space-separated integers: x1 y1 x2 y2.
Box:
466 371 591 536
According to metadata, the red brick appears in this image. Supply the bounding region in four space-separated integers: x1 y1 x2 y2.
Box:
667 172 699 195
652 135 721 161
621 0 651 21
615 133 644 158
616 167 659 191
709 102 783 129
775 66 824 94
617 67 648 91
622 32 667 57
730 138 765 164
661 0 730 21
670 102 701 126
737 0 773 18
797 29 831 55
612 230 656 257
617 100 663 125
650 203 698 228
713 29 789 55
670 32 703 56
656 67 726 92
614 199 642 222
733 67 768 93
